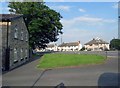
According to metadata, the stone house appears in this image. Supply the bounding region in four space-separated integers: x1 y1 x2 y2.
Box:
58 41 82 51
84 37 109 51
0 14 29 71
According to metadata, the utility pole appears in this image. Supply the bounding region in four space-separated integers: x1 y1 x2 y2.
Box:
61 34 62 44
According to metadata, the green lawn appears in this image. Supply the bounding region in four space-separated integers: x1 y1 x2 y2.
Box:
37 54 106 69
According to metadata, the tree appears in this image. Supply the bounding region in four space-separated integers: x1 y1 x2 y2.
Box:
110 39 120 50
8 2 63 49
80 47 85 51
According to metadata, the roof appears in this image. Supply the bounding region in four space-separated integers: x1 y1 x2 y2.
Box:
0 14 30 33
47 44 55 48
84 38 109 45
0 14 23 22
58 42 79 47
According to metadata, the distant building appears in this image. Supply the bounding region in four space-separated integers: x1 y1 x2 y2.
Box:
1 14 29 71
58 41 82 51
46 44 57 51
84 38 109 51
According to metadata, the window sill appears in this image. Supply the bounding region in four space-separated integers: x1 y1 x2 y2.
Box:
13 60 18 63
25 57 27 59
14 38 18 40
21 58 24 61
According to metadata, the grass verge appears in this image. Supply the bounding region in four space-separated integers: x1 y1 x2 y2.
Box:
37 54 106 69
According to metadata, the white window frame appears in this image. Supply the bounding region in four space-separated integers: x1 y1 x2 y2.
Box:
14 48 18 62
25 49 28 58
25 33 28 41
14 27 18 39
21 31 24 40
20 48 23 60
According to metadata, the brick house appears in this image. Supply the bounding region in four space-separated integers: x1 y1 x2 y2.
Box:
58 41 82 51
0 14 29 71
84 37 109 51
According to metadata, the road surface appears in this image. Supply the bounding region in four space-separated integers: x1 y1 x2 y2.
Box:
2 51 119 86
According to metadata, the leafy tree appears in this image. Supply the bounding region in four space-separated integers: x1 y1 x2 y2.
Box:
80 47 85 51
110 39 120 50
8 2 63 49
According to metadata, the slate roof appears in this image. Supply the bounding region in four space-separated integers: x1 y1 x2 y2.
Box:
0 14 29 33
47 44 55 48
58 42 79 47
84 38 109 45
0 14 23 21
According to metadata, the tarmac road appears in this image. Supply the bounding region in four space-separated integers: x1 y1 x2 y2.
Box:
2 51 119 86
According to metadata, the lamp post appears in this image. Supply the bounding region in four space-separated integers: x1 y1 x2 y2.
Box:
61 34 63 44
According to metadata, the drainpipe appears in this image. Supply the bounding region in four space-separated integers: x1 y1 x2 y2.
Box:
5 21 10 71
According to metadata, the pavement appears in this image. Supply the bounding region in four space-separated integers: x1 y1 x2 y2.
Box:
2 51 119 86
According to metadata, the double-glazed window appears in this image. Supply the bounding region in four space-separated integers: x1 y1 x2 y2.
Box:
14 26 18 39
21 30 24 40
25 49 28 58
25 33 28 41
20 48 23 60
14 48 18 62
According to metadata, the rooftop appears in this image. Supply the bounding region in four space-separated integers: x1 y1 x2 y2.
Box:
0 14 23 21
84 38 109 45
58 41 80 47
47 44 56 48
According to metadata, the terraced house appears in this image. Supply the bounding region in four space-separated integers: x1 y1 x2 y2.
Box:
1 14 29 71
84 37 109 51
58 41 82 51
46 44 58 51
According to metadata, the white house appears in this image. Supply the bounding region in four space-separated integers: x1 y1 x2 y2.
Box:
58 41 82 51
46 44 58 51
84 38 109 51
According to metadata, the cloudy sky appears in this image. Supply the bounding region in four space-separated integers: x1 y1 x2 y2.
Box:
0 1 118 45
45 2 118 45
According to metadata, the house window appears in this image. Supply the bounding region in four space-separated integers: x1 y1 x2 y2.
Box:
26 33 28 41
90 44 92 46
25 49 28 59
14 26 18 39
14 48 18 63
20 48 23 60
21 30 23 40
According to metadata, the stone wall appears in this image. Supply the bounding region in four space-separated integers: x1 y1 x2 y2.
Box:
1 17 29 70
9 17 29 69
1 22 8 70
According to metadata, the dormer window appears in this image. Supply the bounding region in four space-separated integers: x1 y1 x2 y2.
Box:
14 26 18 39
21 30 23 40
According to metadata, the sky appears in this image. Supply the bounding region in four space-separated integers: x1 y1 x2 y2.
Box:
0 1 118 45
45 2 118 45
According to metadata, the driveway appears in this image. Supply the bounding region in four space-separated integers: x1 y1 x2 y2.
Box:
2 51 118 86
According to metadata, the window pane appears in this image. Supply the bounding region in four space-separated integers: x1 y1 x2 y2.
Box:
25 49 27 57
14 48 18 62
21 49 23 59
21 31 23 40
14 27 18 38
